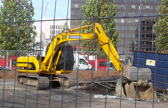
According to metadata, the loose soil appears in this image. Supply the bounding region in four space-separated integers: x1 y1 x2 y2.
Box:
0 70 120 81
0 70 18 79
67 70 120 81
0 70 119 98
79 84 115 95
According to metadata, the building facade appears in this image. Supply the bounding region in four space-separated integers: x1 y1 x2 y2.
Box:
34 18 70 43
70 0 160 53
134 19 156 51
70 0 87 29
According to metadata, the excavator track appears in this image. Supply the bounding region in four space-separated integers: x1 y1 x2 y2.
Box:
53 75 78 88
17 75 49 90
17 75 78 89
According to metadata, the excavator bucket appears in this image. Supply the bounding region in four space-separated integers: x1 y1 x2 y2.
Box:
125 81 157 100
116 80 157 100
115 66 157 100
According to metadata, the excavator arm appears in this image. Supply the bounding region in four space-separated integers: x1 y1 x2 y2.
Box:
17 23 122 74
17 23 123 75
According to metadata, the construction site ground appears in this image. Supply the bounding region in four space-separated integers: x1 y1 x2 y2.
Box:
0 70 168 108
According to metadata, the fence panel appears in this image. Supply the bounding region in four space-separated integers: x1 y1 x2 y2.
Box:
0 0 167 108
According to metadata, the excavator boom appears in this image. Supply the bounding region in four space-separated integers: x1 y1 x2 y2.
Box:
17 23 122 74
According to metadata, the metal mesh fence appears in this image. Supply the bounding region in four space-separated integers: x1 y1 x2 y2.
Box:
0 0 168 108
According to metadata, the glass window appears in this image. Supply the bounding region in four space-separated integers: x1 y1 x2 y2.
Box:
52 30 55 34
146 5 149 9
79 59 87 65
99 61 107 67
12 60 16 66
121 19 124 23
146 41 151 45
146 27 150 30
132 5 135 9
142 34 145 37
146 34 150 37
142 27 145 30
140 41 145 45
135 19 139 22
75 4 78 8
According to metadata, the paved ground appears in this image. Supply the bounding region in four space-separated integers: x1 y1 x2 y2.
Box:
0 80 168 108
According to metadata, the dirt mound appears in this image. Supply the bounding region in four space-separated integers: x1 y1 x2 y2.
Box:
79 84 115 95
67 70 120 81
0 70 18 79
0 70 120 81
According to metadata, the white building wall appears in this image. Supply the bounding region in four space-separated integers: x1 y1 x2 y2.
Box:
34 18 70 42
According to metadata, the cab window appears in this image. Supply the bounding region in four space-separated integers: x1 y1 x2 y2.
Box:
99 61 106 67
12 60 16 66
79 59 87 65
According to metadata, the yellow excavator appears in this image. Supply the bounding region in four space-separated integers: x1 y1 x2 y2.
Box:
17 23 156 100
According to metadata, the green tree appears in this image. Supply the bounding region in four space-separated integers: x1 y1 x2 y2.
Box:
62 22 69 31
41 32 46 48
153 0 168 52
81 0 119 58
0 0 37 57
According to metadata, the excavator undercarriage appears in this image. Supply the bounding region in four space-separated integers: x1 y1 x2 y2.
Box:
17 74 77 89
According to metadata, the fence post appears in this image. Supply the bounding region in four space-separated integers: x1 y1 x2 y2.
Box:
95 54 97 71
6 50 8 67
10 56 12 70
